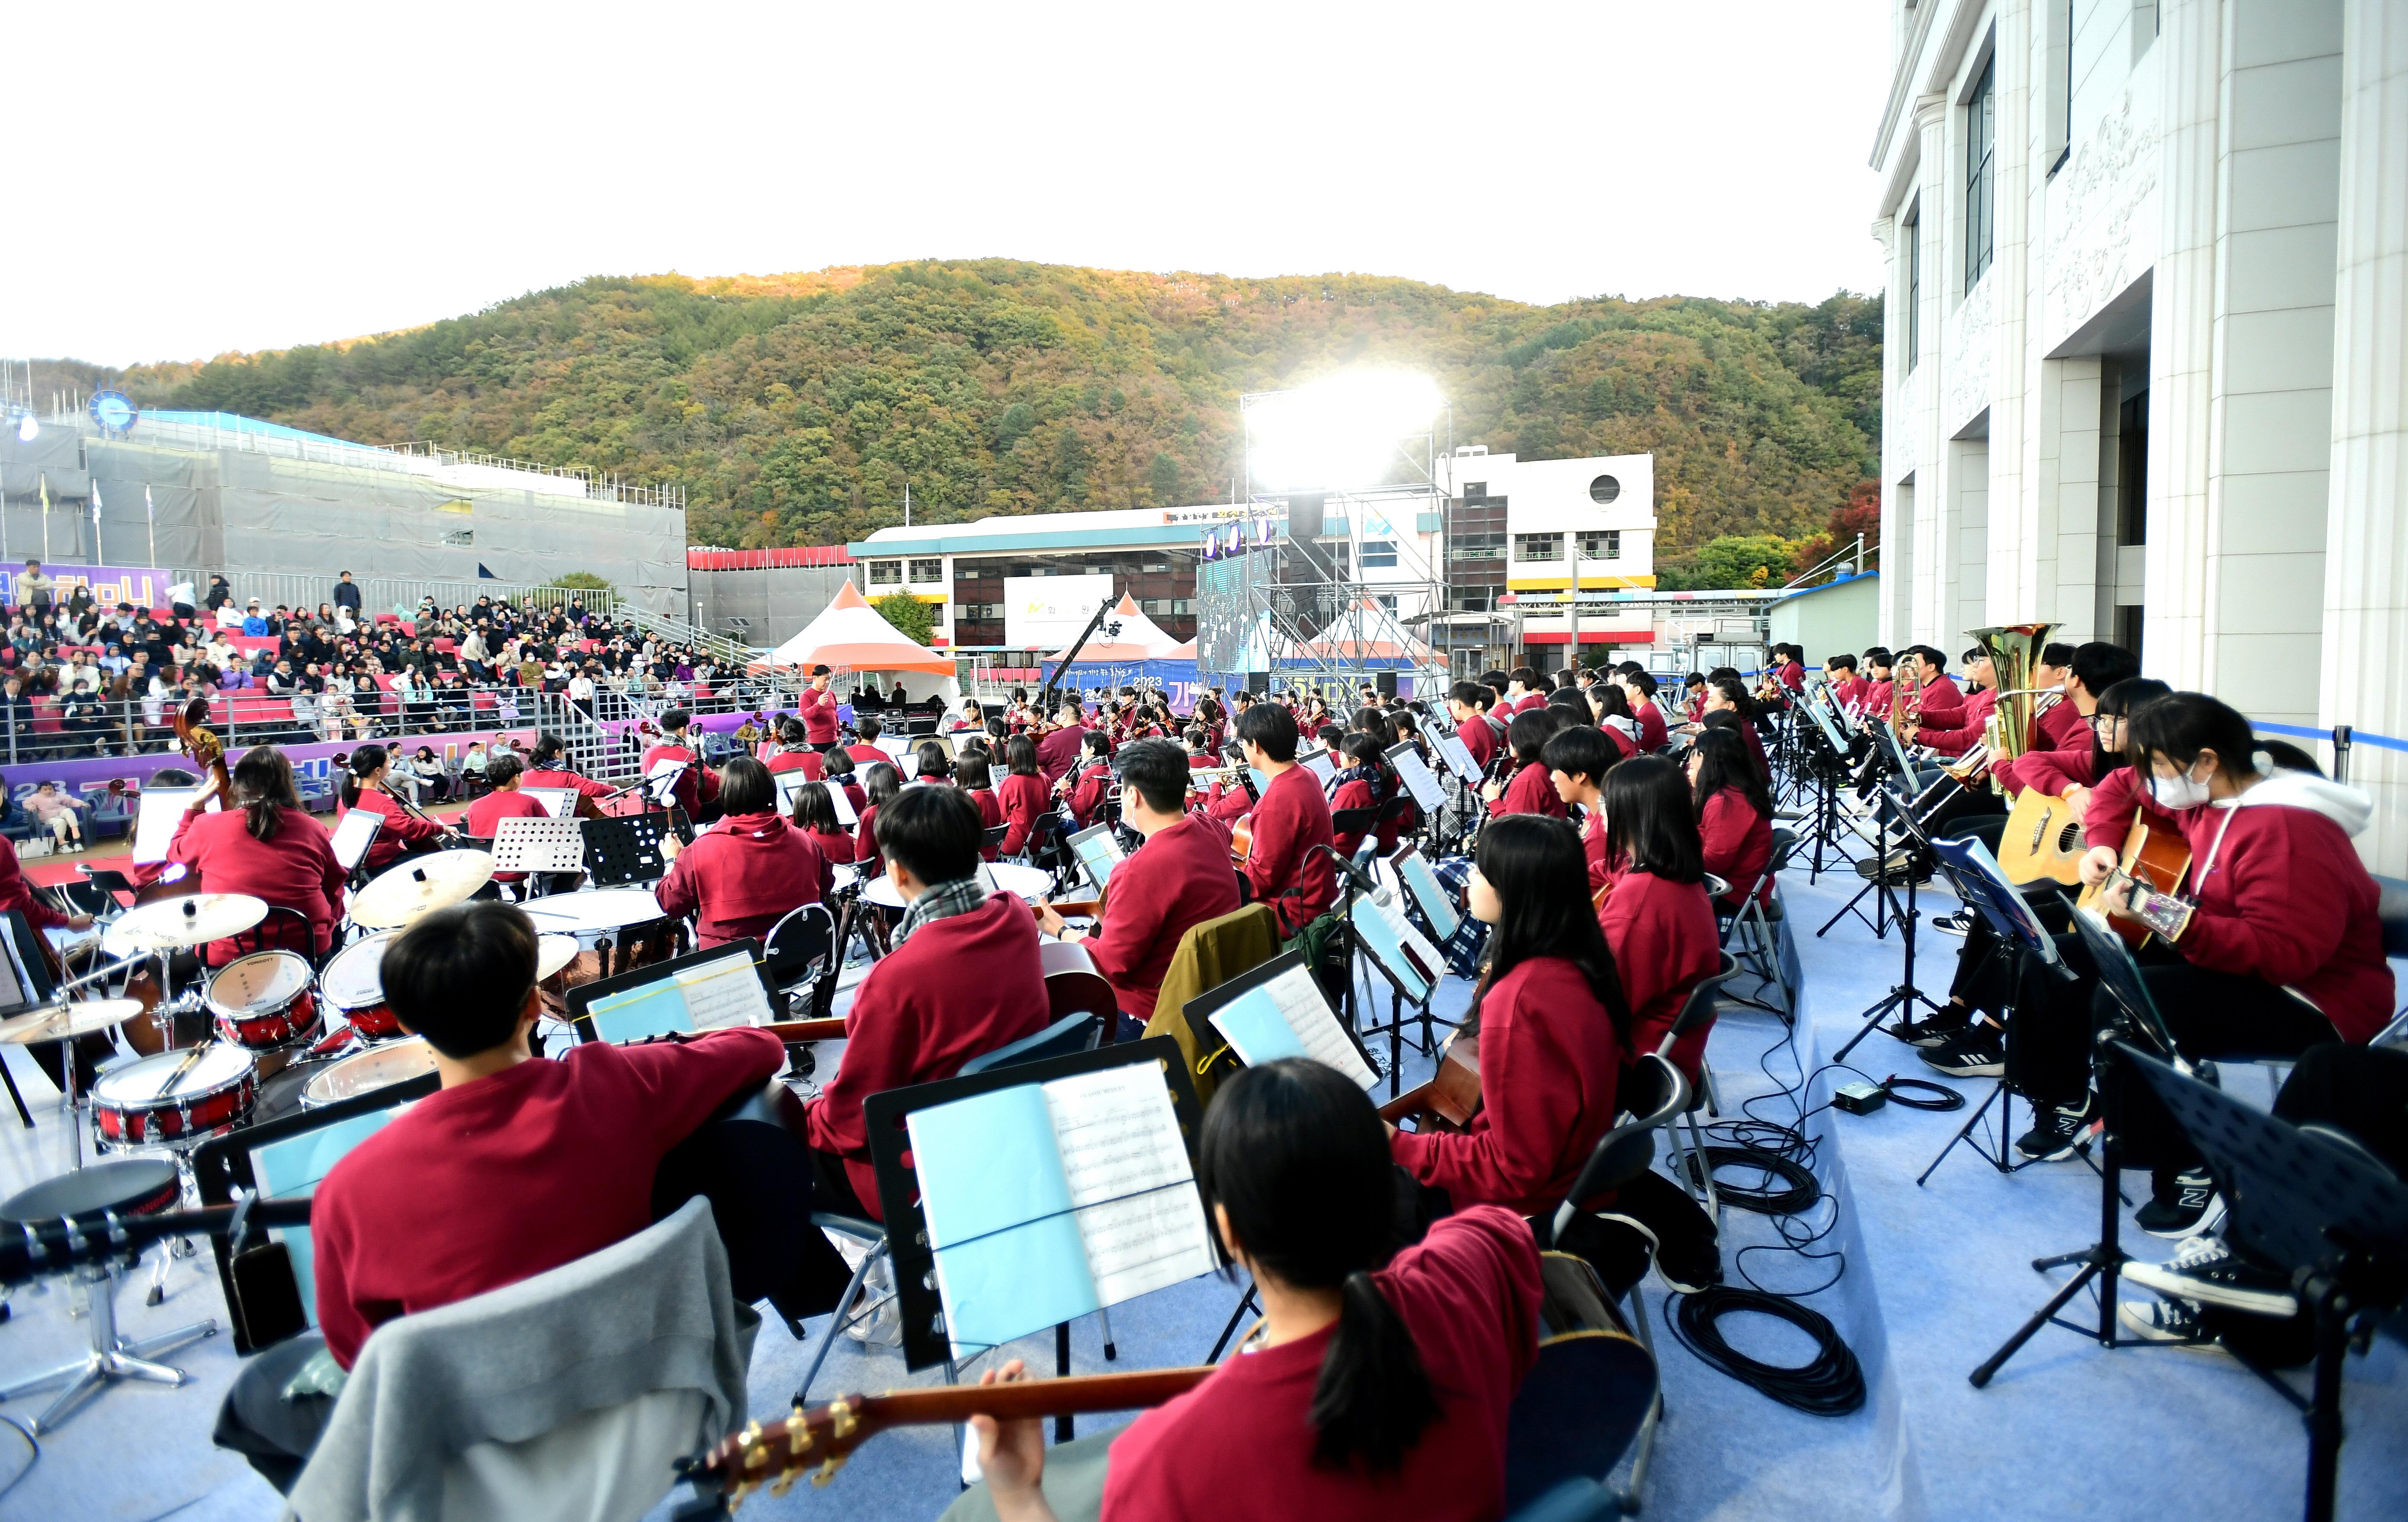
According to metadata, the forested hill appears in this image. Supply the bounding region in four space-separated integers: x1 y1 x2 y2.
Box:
113 262 1880 578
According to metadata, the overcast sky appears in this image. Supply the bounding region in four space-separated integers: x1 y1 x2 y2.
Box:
7 1 1889 370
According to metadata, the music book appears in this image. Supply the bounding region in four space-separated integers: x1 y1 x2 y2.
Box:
1390 847 1462 943
908 1062 1217 1355
1352 890 1442 1002
1299 745 1336 785
1207 959 1377 1091
1386 741 1447 812
585 954 774 1042
1068 822 1123 889
523 787 576 820
644 759 688 806
250 1110 401 1329
327 806 384 872
131 787 198 865
1430 726 1483 784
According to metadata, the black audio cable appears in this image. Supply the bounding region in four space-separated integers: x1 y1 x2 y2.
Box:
1667 1286 1867 1417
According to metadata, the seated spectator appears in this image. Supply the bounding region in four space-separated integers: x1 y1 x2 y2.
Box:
23 781 88 851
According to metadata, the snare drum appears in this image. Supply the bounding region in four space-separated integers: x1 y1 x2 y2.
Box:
320 933 404 1040
519 887 671 949
301 1036 441 1109
205 950 320 1050
91 1044 259 1147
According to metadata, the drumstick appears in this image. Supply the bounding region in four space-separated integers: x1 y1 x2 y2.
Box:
150 1036 215 1101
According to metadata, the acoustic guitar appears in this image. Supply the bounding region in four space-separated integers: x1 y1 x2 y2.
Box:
2072 818 2193 949
1379 1032 1481 1131
1994 787 2087 886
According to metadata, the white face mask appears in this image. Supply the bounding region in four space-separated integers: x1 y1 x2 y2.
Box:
2149 764 2213 811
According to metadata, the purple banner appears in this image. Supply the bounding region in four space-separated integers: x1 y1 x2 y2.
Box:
1 564 179 611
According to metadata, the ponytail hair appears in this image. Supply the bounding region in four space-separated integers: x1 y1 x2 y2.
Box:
1197 1059 1441 1474
231 746 299 843
341 744 388 809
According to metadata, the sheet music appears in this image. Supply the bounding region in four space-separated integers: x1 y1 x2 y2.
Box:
1299 745 1336 786
131 787 197 865
327 806 382 871
1431 727 1482 783
1042 1064 1217 1310
675 955 773 1030
523 787 575 820
1210 964 1378 1091
1352 891 1437 1001
644 759 687 806
1386 741 1446 812
909 1084 1095 1352
822 780 858 827
1393 849 1462 942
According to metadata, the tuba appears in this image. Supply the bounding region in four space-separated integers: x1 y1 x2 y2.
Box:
1968 622 2057 784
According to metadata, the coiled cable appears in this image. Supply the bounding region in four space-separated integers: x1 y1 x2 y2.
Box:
1667 1286 1867 1416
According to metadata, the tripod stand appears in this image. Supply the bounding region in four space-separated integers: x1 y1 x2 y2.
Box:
1830 789 1950 1066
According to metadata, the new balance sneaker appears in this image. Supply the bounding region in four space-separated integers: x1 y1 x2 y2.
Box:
2014 1097 2097 1162
2117 1296 2221 1350
2136 1169 2227 1239
1886 1001 1973 1049
2122 1237 2299 1318
1930 908 1977 937
1920 1025 2005 1078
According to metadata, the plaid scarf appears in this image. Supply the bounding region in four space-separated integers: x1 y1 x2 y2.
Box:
893 873 990 947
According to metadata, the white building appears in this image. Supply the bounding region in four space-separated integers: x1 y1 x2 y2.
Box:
1870 0 2408 869
1431 447 1659 671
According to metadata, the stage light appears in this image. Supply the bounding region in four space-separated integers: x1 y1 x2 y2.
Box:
1246 371 1442 494
14 412 34 443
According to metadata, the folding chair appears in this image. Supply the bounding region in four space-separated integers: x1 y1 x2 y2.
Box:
761 902 838 1017
1656 952 1744 1225
1722 827 1798 1017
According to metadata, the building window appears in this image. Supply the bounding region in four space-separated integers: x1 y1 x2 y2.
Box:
868 560 902 586
1514 533 1564 563
1588 474 1620 504
1451 533 1506 562
1904 199 1921 366
1376 593 1399 612
1577 530 1622 561
1449 588 1492 612
1140 562 1169 573
1966 55 1995 289
909 558 943 583
1170 598 1194 614
1361 540 1398 569
957 602 1004 620
1141 598 1172 616
1463 481 1488 501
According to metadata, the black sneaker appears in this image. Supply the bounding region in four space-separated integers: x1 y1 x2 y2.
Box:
1920 1025 2005 1078
2136 1170 2227 1239
2014 1098 2096 1161
1931 908 1977 937
1886 1002 1973 1049
2122 1237 2299 1318
2117 1297 2220 1350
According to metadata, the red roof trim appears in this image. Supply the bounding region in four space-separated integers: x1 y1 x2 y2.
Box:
687 547 855 569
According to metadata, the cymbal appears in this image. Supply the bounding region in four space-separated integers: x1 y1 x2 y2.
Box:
353 852 495 930
0 999 144 1045
536 934 578 983
104 893 270 953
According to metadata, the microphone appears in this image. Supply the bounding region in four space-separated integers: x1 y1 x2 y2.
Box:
1310 843 1381 899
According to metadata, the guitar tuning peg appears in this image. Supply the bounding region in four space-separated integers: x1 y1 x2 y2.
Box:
811 1455 849 1487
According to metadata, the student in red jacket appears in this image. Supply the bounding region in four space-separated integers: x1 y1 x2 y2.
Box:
655 758 831 949
997 735 1051 855
1235 703 1335 937
1327 732 1399 862
170 746 348 965
1388 814 1627 1218
215 902 791 1489
1618 667 1670 752
2015 696 2388 1235
801 787 1052 1218
788 778 859 865
844 714 890 767
337 744 449 876
1034 703 1088 782
1992 642 2140 799
956 750 1006 860
462 753 550 889
640 708 720 820
1038 739 1240 1023
765 717 826 780
1064 730 1116 825
1823 653 1868 715
795 665 841 748
1542 723 1620 893
820 747 869 819
1446 681 1501 776
1485 708 1570 819
852 761 902 876
965 1059 1543 1522
1687 728 1774 911
1597 757 1724 1080
1912 645 1998 758
519 732 617 809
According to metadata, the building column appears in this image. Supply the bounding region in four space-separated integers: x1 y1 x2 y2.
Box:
2319 0 2408 870
2036 357 2109 641
1988 0 2039 625
2145 0 2226 684
1874 210 1908 648
1909 95 1952 647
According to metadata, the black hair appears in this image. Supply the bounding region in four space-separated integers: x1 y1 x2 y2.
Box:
1603 755 1704 886
1198 1058 1440 1474
1505 707 1559 767
873 781 983 885
532 731 568 765
1623 668 1658 699
913 739 954 780
2087 676 2172 782
1542 723 1618 789
1082 729 1112 759
230 746 299 843
1592 683 1633 722
1316 722 1347 752
1545 688 1586 717
2041 642 2076 668
1509 665 1538 687
1708 677 1755 723
2126 691 2262 784
1236 701 1301 762
1005 734 1040 777
1467 815 1631 1046
1116 738 1191 815
1826 653 1857 673
791 780 840 834
856 714 883 742
717 755 775 815
861 761 902 810
1960 645 1985 666
1906 644 1948 674
1449 680 1489 710
823 746 857 778
810 663 831 677
1688 726 1771 823
383 901 540 1059
661 707 691 732
1529 672 1555 694
485 753 525 789
777 717 806 745
2069 640 2140 700
2261 739 2323 777
954 751 994 790
340 743 388 809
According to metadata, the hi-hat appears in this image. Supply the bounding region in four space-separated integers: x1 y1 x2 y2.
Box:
0 1000 144 1046
103 894 269 953
353 852 495 930
536 934 578 982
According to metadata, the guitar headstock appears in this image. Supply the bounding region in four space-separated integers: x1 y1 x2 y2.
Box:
688 1397 884 1507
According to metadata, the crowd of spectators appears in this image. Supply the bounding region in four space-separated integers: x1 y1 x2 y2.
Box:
0 565 736 761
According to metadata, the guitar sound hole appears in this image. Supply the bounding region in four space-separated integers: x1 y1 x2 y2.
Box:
2056 822 2083 855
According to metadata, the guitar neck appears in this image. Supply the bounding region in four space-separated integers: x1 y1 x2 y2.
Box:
755 1017 848 1042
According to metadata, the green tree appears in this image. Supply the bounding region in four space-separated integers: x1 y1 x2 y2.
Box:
549 571 615 592
1659 534 1802 590
1146 451 1182 504
874 592 936 647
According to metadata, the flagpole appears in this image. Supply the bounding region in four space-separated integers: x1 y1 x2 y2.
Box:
145 485 157 568
39 473 49 562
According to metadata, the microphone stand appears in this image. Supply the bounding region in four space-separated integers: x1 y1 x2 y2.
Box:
1308 842 1374 1071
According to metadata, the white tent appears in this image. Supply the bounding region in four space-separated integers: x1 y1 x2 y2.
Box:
1049 593 1181 663
758 581 955 675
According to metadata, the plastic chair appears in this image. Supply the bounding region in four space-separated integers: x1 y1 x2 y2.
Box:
1722 828 1797 1016
1656 953 1744 1225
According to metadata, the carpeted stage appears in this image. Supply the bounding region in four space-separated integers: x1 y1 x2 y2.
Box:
1 860 2401 1522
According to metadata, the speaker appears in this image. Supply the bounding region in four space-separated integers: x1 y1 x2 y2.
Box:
1247 671 1271 695
1375 670 1398 699
1281 493 1334 583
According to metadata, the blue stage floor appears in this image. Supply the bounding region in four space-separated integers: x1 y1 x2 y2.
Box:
2 859 2402 1521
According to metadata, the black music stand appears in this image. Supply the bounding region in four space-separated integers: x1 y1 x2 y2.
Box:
561 937 770 1045
2121 1044 2408 1522
1177 949 1380 1097
580 810 688 886
1827 782 1949 1064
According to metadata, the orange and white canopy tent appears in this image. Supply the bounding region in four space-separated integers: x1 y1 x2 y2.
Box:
756 582 955 676
1049 593 1181 664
